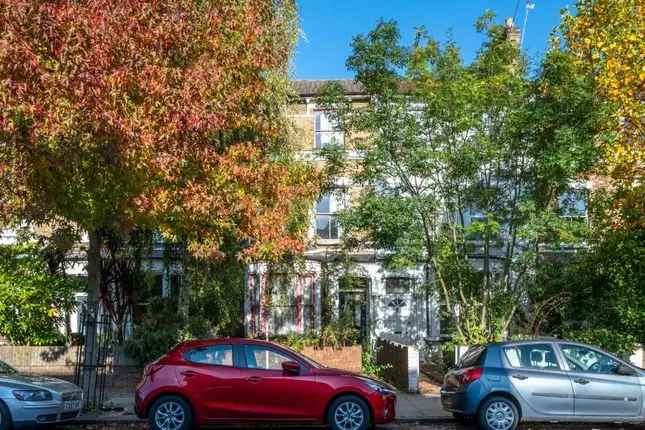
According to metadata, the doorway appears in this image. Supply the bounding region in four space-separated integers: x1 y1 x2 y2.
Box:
338 276 370 341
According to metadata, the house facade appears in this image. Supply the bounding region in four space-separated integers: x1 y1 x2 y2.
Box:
244 80 442 346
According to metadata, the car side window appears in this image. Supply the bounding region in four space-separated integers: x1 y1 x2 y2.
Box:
185 345 233 366
561 344 620 374
503 344 560 370
244 346 292 370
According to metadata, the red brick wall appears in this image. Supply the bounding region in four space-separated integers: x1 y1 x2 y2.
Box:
0 346 141 397
301 345 362 373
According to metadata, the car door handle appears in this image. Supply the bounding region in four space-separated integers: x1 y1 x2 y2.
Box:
511 374 528 380
247 376 262 383
574 378 590 385
180 371 197 378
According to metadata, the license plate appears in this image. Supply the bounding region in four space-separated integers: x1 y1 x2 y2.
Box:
64 400 81 410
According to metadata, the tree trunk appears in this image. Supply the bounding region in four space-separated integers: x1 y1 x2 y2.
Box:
81 229 101 402
178 247 190 320
424 260 432 338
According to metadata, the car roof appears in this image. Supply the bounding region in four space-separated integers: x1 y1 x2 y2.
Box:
175 337 281 351
485 338 606 349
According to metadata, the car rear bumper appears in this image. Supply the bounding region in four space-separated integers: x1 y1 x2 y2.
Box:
440 388 478 415
134 388 145 419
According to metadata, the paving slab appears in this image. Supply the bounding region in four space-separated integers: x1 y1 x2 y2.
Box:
396 393 451 421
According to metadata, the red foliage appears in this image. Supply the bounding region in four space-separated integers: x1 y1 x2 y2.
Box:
0 0 318 259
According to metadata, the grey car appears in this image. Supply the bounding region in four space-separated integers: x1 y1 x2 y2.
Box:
0 359 82 428
441 339 645 430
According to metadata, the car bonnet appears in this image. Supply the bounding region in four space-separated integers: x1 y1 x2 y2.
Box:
0 373 80 393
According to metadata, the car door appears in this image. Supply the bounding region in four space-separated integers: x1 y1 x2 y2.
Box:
502 342 574 416
558 344 642 417
177 343 245 421
236 343 321 422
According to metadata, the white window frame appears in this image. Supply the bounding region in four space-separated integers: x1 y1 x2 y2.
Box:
314 111 344 149
314 192 342 241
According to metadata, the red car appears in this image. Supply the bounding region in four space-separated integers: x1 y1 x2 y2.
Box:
135 338 397 430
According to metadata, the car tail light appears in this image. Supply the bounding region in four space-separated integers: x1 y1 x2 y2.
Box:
457 367 483 385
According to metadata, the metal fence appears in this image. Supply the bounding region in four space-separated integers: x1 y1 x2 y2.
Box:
73 304 116 409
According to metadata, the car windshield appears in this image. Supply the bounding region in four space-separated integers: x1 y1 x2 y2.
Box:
0 360 17 375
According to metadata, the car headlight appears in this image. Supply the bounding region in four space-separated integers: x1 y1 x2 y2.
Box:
13 390 53 401
358 377 395 395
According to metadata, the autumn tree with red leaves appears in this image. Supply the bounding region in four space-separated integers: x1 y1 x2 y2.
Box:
0 0 318 383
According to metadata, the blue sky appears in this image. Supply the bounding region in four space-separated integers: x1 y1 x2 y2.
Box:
293 0 575 79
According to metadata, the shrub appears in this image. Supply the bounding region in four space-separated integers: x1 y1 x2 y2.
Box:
361 347 391 380
124 298 213 366
0 244 83 345
268 321 360 352
320 320 359 348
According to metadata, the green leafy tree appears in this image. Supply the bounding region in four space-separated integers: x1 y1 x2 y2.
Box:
319 16 600 345
0 244 85 345
533 193 645 355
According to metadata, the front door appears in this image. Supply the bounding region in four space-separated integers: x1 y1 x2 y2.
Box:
338 276 369 340
558 344 642 417
236 344 320 422
502 343 574 416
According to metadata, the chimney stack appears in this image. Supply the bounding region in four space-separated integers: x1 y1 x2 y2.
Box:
505 17 521 45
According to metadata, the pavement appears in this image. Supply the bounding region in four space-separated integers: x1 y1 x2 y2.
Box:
395 393 450 421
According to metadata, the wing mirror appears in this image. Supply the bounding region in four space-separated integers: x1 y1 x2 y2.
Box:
282 361 301 375
615 363 637 376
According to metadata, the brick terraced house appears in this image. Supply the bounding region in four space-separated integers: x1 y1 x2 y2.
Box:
244 80 441 346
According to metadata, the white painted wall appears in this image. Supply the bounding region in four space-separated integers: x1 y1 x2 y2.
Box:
629 345 643 368
0 229 17 245
245 259 441 348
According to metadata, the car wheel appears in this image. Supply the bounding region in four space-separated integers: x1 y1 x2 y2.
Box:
0 401 12 430
452 412 473 423
148 395 193 430
328 395 370 430
477 396 519 430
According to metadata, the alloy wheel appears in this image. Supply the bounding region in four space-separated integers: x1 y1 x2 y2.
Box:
334 400 365 430
154 400 185 430
485 401 515 430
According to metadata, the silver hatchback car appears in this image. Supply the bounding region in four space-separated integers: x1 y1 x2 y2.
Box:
0 359 83 428
441 339 645 430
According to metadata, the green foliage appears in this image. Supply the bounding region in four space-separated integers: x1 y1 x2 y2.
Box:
185 244 246 336
361 348 391 380
533 227 644 355
124 297 210 366
269 321 360 352
269 334 321 352
319 14 601 346
320 319 360 348
0 244 84 345
126 244 248 365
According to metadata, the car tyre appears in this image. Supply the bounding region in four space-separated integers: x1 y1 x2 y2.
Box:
477 396 519 430
328 395 370 430
148 395 193 430
0 401 12 430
